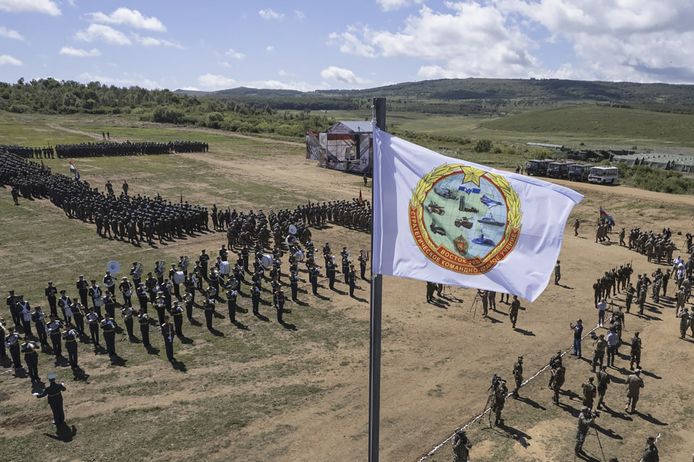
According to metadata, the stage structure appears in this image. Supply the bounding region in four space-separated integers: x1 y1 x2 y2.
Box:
306 121 372 175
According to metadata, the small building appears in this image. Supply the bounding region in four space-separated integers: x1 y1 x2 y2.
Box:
306 120 372 174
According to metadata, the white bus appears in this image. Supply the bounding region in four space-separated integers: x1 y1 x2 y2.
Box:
588 166 619 185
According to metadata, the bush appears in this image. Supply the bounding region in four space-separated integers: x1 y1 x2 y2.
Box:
152 107 186 124
473 139 493 152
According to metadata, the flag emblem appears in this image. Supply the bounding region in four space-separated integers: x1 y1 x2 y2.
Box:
409 164 522 275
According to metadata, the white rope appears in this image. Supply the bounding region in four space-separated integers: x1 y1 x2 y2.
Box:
417 325 599 461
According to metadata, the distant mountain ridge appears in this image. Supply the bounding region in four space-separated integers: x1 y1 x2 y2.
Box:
176 78 694 114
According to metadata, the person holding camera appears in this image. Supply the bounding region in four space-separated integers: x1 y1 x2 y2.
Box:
575 406 597 456
640 436 659 462
452 429 472 462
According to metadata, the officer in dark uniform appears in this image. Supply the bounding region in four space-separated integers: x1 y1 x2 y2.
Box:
509 296 520 328
35 373 67 427
154 292 167 326
76 275 89 307
226 287 237 323
138 311 150 349
204 298 215 330
326 258 337 290
32 305 49 351
5 326 22 371
6 290 19 329
172 302 184 337
101 316 117 357
512 356 523 398
274 288 285 324
348 264 357 297
22 339 40 383
289 271 299 302
199 249 210 280
45 282 58 318
121 305 134 340
184 292 194 322
0 319 6 362
358 252 368 280
251 284 261 316
47 316 63 359
161 315 175 362
86 306 99 348
310 266 319 295
62 324 79 372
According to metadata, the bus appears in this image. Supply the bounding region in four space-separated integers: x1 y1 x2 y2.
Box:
588 166 619 185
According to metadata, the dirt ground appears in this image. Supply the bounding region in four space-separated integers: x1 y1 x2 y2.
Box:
1 128 694 462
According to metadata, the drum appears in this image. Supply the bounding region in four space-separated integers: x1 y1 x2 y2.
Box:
173 270 185 284
219 261 230 275
124 289 132 297
293 250 305 262
260 254 273 269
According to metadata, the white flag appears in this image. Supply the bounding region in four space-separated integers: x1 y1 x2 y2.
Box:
372 129 583 301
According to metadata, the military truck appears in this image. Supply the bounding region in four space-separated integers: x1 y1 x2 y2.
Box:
547 161 574 179
524 159 553 176
567 164 593 182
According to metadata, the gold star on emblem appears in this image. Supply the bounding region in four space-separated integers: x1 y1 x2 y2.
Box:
462 166 485 187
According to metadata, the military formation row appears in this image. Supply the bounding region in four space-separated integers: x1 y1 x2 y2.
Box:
0 140 208 159
1 150 210 244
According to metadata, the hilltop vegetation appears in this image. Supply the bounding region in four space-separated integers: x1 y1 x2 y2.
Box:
181 78 694 115
0 78 335 137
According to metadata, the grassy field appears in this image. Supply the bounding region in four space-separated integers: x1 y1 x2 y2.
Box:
325 105 694 151
2 112 694 461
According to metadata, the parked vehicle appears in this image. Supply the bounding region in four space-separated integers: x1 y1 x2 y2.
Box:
547 161 574 179
588 166 619 185
524 159 552 176
567 164 593 182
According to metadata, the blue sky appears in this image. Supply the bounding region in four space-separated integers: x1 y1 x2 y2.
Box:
1 0 693 91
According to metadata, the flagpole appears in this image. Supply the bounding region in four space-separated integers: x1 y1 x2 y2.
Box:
368 97 386 462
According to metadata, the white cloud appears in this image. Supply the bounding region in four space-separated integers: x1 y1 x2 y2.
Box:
0 53 22 65
75 24 131 45
0 0 60 15
377 0 423 11
78 71 160 88
498 0 694 82
193 74 324 92
225 48 245 60
320 66 369 85
328 27 376 58
134 35 182 48
86 7 166 32
258 8 284 21
265 45 274 53
0 26 23 40
59 46 101 57
244 79 326 92
294 10 305 20
331 4 538 78
197 73 237 90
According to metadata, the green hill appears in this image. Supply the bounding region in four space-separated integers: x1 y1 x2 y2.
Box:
177 78 694 115
482 105 694 146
